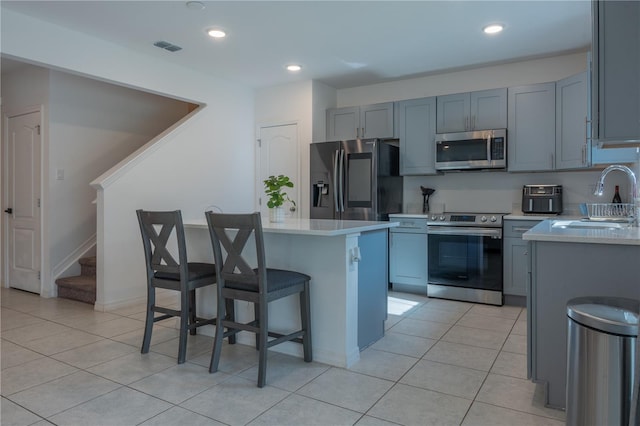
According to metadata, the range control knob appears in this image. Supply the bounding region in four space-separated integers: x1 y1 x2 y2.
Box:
439 215 446 221
431 215 438 221
480 216 488 222
490 216 498 223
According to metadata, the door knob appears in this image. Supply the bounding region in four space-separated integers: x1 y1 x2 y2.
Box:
4 208 12 214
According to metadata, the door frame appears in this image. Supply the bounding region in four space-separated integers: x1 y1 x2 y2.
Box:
2 105 47 295
255 120 301 217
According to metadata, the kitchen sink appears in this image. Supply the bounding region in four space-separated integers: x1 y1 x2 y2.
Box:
551 220 630 230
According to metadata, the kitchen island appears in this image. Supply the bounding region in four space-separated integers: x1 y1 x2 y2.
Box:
184 218 397 368
523 220 640 409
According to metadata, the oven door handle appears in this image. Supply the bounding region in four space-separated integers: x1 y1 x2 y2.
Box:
427 226 502 238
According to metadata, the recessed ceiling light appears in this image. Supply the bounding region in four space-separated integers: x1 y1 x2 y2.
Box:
207 29 226 39
286 64 302 72
483 24 504 34
186 1 205 10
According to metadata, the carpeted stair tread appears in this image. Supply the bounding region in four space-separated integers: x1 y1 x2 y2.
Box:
56 275 96 304
79 256 96 268
56 275 96 289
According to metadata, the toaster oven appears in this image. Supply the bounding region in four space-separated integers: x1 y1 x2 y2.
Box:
522 185 563 214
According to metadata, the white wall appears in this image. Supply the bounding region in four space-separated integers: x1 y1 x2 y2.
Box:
254 80 337 219
48 70 190 272
337 52 589 106
2 8 255 308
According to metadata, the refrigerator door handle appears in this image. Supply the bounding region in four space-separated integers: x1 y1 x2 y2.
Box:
338 149 345 212
333 149 340 213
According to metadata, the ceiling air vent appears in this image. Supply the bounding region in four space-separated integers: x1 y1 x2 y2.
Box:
153 41 182 52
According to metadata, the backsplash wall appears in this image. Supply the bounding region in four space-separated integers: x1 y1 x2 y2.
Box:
403 165 638 215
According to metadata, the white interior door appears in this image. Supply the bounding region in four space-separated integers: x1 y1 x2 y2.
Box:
258 124 300 219
6 111 42 294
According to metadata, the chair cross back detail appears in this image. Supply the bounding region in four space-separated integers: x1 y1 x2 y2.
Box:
139 212 186 277
217 226 255 282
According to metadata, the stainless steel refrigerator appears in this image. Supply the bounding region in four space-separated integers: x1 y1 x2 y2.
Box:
310 138 403 221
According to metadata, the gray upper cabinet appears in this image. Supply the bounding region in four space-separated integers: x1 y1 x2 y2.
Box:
555 72 590 170
436 88 507 133
592 0 640 146
508 82 556 172
397 97 437 175
326 102 394 140
326 106 359 140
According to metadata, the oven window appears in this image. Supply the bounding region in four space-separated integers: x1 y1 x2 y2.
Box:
428 234 502 291
436 139 487 162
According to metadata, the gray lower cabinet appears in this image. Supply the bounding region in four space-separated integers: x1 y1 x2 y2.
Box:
389 230 428 294
592 0 640 145
503 220 540 297
326 102 394 140
529 240 640 409
397 97 437 175
436 88 507 133
508 83 556 172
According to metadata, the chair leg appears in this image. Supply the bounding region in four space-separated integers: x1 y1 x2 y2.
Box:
226 299 236 345
300 282 313 362
209 296 227 374
177 290 189 364
189 289 197 336
253 304 260 350
141 284 155 354
257 301 268 388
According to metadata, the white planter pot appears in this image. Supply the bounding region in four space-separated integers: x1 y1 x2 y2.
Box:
269 207 285 223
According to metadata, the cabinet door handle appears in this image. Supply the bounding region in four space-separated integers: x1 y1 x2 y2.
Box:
465 116 469 131
513 227 531 232
471 115 476 130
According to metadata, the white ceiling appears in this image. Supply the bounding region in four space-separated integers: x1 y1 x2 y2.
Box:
1 1 592 89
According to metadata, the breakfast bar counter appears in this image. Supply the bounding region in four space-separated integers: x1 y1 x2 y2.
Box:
184 218 397 368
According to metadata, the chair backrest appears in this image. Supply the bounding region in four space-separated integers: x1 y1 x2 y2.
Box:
205 212 267 293
136 209 189 281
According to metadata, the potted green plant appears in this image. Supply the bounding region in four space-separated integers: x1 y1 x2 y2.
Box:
263 174 296 222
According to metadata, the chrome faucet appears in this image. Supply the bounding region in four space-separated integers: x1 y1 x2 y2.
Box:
594 164 638 225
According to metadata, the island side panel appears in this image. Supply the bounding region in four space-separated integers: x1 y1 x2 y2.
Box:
530 241 640 409
357 229 389 350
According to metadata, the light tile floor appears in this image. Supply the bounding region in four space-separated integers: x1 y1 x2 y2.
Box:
1 287 565 426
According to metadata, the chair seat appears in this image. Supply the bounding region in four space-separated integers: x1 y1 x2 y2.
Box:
154 262 216 281
226 268 310 293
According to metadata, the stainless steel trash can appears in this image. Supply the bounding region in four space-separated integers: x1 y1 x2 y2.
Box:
566 296 639 426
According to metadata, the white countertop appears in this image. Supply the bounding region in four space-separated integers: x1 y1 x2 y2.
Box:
388 213 430 219
185 218 398 237
504 213 559 221
523 219 640 245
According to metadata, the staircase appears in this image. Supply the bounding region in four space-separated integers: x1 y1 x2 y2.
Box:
56 256 96 304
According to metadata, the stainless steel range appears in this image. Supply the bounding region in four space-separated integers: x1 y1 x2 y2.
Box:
427 212 504 306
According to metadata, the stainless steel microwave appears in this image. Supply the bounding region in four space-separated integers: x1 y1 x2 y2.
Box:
435 129 507 171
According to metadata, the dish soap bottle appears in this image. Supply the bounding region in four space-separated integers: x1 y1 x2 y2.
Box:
612 185 622 203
